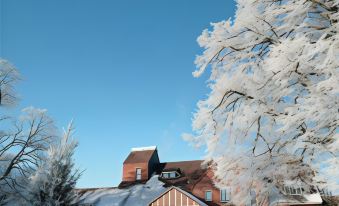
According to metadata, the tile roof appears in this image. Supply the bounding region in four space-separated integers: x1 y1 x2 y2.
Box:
162 160 204 173
157 160 208 192
123 149 157 164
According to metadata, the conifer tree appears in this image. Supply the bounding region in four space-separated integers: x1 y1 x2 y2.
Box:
26 123 81 206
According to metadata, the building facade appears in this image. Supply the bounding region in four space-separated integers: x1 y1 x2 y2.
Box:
118 146 322 206
77 146 324 206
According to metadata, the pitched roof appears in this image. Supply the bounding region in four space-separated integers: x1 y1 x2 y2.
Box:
269 187 323 205
76 176 167 206
162 160 204 174
157 160 208 192
321 196 339 205
123 146 158 164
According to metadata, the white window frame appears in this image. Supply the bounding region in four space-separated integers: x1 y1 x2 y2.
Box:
161 171 180 179
250 189 257 206
220 189 230 202
205 190 212 202
135 168 142 180
284 186 303 195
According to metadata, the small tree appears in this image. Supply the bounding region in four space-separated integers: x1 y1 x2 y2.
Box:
26 122 81 206
185 0 338 204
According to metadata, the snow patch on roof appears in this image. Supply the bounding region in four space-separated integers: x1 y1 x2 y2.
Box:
131 146 157 152
269 187 323 206
77 175 166 206
303 193 323 204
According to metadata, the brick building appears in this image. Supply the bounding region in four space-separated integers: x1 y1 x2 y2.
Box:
120 146 323 206
77 146 324 206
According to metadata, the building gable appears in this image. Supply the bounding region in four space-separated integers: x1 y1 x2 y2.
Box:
149 186 208 206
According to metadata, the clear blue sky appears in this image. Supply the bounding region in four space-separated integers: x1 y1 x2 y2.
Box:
1 0 236 188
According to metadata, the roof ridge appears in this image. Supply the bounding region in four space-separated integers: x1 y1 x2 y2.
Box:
162 160 203 163
131 146 157 151
75 187 118 190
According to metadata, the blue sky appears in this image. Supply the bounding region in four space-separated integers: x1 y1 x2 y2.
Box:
1 0 236 187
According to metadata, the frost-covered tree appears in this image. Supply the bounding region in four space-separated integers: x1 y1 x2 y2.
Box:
185 0 338 204
0 59 80 205
26 122 81 206
0 59 20 106
0 60 56 203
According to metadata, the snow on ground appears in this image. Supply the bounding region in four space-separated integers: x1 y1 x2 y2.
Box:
77 175 167 206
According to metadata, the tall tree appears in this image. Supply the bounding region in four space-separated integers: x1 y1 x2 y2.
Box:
185 0 338 204
0 60 55 201
0 59 80 205
26 122 81 206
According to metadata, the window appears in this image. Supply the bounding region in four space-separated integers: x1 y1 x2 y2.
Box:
136 168 141 180
205 190 212 201
169 172 176 178
220 189 230 202
161 171 179 179
250 189 256 206
320 188 333 197
162 173 170 178
283 186 303 195
291 187 296 195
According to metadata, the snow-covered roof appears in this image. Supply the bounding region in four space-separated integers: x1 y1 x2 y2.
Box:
131 146 157 152
303 193 323 204
76 175 167 206
269 187 323 206
124 146 159 164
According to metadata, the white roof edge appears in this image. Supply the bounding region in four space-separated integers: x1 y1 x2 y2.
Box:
270 193 323 206
131 146 157 151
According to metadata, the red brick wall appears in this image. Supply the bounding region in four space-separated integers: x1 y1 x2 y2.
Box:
191 169 224 205
122 163 149 182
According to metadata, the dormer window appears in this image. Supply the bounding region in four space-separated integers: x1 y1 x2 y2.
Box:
283 186 303 195
161 171 177 179
160 168 181 179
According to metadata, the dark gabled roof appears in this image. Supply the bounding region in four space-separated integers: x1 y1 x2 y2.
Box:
321 196 339 205
162 167 181 173
123 147 159 164
118 180 148 189
156 160 208 192
162 160 204 173
75 187 117 196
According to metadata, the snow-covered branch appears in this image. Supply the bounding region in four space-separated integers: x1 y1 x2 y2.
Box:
187 0 339 204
